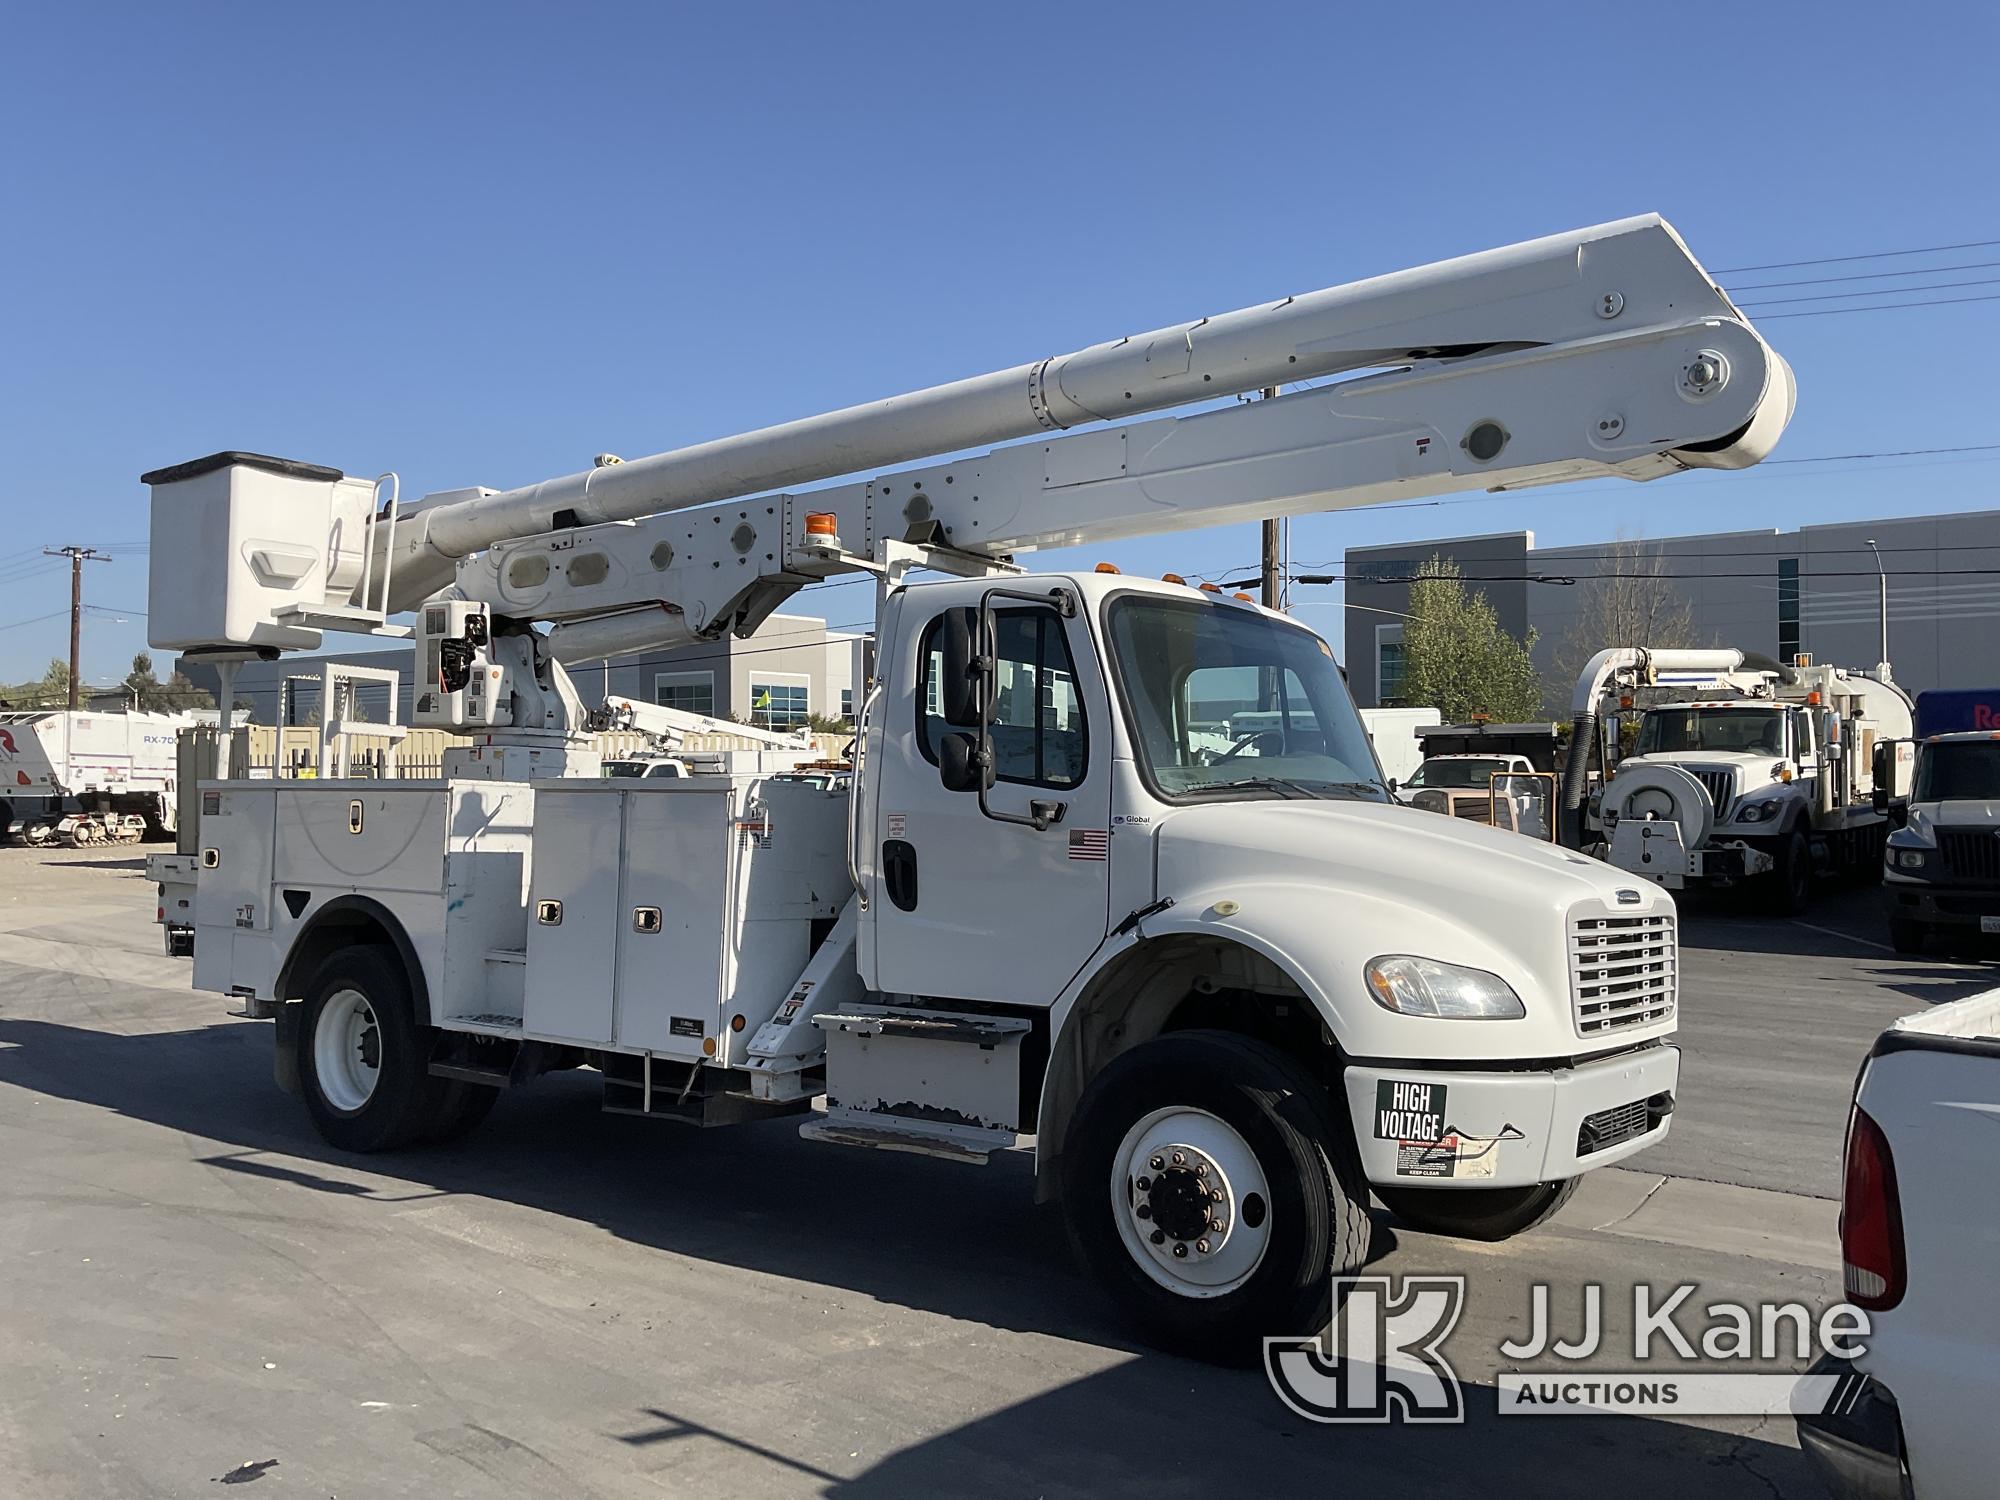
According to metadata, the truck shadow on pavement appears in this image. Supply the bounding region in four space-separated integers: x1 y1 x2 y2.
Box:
624 1368 1817 1499
0 1014 1820 1499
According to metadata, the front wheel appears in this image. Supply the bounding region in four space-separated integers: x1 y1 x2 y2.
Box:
298 947 452 1153
1061 1030 1370 1365
1375 1179 1578 1241
1766 829 1812 915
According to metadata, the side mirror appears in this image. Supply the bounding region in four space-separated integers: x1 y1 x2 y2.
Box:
939 608 988 728
939 732 993 794
1386 777 1399 795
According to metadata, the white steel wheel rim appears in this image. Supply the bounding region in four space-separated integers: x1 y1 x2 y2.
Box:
1110 1106 1272 1298
314 987 382 1113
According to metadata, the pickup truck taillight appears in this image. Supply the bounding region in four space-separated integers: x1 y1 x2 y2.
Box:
1840 1104 1906 1311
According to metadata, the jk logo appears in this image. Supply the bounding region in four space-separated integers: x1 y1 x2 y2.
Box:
1264 1275 1466 1423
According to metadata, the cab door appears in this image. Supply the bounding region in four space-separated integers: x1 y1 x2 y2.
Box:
866 588 1112 1005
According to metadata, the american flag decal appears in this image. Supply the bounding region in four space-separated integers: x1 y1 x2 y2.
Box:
1068 829 1109 861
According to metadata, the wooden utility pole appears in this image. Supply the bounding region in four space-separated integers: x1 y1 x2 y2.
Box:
1258 387 1285 611
43 546 110 709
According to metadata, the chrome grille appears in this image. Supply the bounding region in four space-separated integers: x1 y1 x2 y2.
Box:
1937 826 2000 882
1689 768 1735 820
1570 910 1677 1035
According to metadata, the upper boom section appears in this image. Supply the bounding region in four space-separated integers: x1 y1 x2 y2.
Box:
412 214 1758 573
143 213 1793 659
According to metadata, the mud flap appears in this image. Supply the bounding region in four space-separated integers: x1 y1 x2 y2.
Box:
273 1001 302 1096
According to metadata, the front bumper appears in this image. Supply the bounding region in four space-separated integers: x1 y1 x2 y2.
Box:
1342 1043 1678 1188
1885 876 2000 929
1795 1356 1911 1500
1606 822 1774 887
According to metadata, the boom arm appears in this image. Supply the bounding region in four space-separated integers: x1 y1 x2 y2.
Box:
144 213 1794 676
590 694 812 751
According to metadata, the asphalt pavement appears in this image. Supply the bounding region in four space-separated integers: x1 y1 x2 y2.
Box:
1 845 1991 1498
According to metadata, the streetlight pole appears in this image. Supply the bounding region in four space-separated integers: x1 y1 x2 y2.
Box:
1865 538 1889 676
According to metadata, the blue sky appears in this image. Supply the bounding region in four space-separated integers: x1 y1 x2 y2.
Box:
3 2 1996 682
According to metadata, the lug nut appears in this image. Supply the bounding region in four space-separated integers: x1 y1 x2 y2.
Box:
1149 1155 1165 1171
1172 1242 1189 1259
1150 1230 1166 1245
1196 1239 1211 1254
1135 1175 1151 1190
1136 1204 1152 1220
1171 1151 1186 1165
1210 1188 1224 1202
1194 1162 1208 1176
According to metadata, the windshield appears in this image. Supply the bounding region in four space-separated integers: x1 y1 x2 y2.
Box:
1915 742 2000 801
1407 757 1510 789
1636 707 1785 756
1107 595 1386 800
604 761 649 778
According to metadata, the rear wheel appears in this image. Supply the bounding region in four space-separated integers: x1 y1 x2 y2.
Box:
1062 1030 1370 1365
1888 917 1927 956
298 947 452 1153
1376 1178 1578 1241
1767 829 1811 915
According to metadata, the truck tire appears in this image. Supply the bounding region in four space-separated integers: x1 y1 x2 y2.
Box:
0 799 13 843
1767 829 1811 915
297 947 452 1153
427 1082 500 1143
1061 1029 1370 1365
1888 917 1927 956
1375 1178 1579 1241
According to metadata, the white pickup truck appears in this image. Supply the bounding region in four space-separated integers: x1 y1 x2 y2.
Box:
1796 990 2000 1498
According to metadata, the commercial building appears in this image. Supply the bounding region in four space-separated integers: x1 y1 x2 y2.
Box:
178 614 869 729
1345 507 2000 713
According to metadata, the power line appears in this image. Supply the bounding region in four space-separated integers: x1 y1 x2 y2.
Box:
1737 276 2000 308
1736 278 2000 310
0 610 69 633
1766 442 2000 464
1756 292 2000 320
1725 258 2000 293
1713 238 2000 274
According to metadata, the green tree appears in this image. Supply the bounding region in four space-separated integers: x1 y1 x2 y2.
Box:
36 658 71 708
1400 557 1544 724
122 651 214 712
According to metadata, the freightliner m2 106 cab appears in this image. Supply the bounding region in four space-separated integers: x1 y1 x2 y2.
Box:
142 216 1792 1359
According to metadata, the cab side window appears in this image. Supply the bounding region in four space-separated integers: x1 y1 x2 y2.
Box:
918 608 1089 789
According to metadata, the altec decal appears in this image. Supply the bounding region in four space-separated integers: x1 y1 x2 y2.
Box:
0 728 15 755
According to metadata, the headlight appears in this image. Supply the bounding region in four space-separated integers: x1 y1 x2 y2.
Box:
1891 847 1929 870
1365 955 1526 1020
1734 800 1778 823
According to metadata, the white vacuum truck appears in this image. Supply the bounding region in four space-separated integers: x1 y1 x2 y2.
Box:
0 708 190 843
1572 648 1911 912
143 215 1793 1359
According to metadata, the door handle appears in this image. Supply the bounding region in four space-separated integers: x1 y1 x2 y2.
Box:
882 839 919 912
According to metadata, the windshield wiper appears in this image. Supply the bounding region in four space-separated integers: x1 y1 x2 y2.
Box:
1306 780 1391 800
1180 776 1322 801
1181 776 1387 802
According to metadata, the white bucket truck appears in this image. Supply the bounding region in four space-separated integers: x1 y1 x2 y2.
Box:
1573 649 1911 912
142 217 1792 1358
